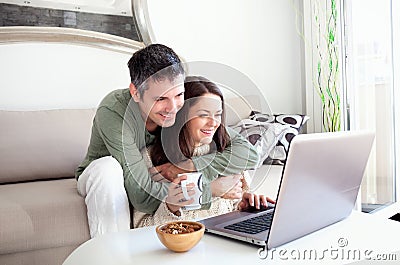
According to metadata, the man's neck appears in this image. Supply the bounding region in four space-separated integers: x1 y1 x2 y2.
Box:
145 120 158 134
138 108 158 133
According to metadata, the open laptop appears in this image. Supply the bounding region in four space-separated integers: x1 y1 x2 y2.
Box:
200 131 375 249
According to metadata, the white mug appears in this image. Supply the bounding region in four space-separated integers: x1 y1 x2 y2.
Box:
178 172 203 210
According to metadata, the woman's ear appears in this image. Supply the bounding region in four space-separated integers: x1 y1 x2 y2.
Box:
129 83 140 102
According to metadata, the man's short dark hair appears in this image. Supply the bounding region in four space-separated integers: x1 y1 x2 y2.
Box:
127 44 185 97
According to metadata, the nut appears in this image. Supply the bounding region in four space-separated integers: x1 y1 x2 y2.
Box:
160 222 202 234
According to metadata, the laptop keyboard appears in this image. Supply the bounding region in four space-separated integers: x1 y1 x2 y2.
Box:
224 212 273 234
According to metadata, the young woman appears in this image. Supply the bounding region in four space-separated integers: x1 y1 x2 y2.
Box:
134 76 273 227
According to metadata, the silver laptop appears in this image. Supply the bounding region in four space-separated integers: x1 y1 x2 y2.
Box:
200 131 375 249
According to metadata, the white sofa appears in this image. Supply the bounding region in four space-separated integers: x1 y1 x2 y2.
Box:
0 109 95 265
0 29 141 265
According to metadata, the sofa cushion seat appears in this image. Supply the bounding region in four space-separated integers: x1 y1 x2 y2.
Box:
0 178 90 255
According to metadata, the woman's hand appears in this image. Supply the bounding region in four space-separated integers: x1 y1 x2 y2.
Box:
211 174 243 200
165 175 195 215
237 192 276 211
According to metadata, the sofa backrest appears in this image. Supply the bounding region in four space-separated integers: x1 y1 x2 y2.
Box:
0 37 261 184
0 97 256 184
224 95 260 126
0 109 96 184
0 33 140 184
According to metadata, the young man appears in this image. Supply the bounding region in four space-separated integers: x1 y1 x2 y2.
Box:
75 44 258 237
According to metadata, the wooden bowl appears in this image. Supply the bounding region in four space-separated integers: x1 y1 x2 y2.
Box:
155 221 205 252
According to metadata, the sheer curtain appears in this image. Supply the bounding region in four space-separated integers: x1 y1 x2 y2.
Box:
344 0 396 210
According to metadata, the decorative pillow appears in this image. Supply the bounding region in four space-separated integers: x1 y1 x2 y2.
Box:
231 118 294 168
249 112 309 165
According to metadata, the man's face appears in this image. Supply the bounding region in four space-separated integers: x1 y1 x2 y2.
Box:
133 75 185 130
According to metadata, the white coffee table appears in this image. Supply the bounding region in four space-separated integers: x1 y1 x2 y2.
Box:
63 211 400 265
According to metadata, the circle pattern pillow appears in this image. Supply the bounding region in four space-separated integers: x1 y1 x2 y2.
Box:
249 111 309 165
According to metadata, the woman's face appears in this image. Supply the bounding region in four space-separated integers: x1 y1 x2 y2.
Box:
186 93 223 147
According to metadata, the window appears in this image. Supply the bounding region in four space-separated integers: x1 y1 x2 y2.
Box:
343 0 397 212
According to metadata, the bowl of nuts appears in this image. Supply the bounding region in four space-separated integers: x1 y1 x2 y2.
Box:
155 221 205 252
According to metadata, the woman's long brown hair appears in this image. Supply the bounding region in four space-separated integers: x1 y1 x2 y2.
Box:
150 76 230 166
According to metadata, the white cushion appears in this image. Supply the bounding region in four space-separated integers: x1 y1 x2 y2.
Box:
0 109 95 183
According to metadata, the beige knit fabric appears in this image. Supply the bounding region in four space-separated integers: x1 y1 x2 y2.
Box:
133 145 250 228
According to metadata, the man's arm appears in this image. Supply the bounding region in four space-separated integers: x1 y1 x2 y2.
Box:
191 127 259 207
95 107 168 214
191 126 259 182
157 127 258 181
153 127 257 208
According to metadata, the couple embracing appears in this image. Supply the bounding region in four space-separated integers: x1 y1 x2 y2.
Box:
75 44 273 238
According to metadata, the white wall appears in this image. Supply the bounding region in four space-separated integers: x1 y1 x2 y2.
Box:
0 43 132 110
147 0 304 114
0 1 304 114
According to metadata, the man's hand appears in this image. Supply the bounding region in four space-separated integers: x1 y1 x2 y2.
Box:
155 160 196 182
211 174 243 200
148 166 169 182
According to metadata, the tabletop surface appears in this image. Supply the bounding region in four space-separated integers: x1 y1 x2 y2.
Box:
63 211 400 265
